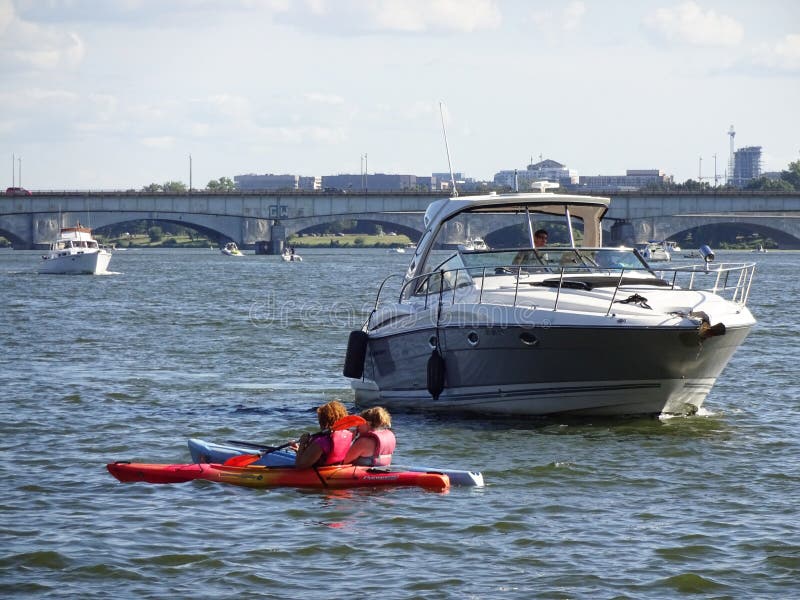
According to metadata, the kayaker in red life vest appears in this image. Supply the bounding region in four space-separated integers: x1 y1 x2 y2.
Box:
294 400 354 468
344 406 396 467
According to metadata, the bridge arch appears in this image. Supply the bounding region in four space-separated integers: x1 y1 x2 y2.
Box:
629 215 800 249
283 212 425 241
0 225 27 248
92 217 230 244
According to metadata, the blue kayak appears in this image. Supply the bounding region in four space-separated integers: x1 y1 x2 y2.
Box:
187 438 484 487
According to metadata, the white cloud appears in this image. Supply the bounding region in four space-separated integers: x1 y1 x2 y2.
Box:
141 136 176 148
526 1 586 34
751 33 800 73
205 94 253 118
0 5 85 71
562 1 586 32
643 1 743 47
304 92 345 105
255 125 347 144
0 0 13 31
365 0 501 33
275 0 501 34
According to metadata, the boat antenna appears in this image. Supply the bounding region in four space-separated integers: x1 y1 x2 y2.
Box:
439 102 458 197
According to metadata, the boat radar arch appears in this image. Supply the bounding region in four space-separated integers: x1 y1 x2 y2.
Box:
531 180 560 193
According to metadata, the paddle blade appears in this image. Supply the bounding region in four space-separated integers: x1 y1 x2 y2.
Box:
331 415 367 431
224 453 262 467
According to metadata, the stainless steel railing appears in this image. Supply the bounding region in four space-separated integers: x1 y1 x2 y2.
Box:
370 256 755 319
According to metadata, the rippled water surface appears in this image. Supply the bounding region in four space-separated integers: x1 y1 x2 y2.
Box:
1 248 798 598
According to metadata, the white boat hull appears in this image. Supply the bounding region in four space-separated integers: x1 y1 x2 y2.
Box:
39 250 112 275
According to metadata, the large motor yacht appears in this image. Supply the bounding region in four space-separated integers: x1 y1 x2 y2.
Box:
343 189 756 417
39 223 112 275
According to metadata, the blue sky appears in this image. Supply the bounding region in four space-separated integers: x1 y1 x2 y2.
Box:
1 0 798 190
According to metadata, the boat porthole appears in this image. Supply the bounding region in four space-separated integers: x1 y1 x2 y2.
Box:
467 331 479 347
520 332 538 346
428 335 438 349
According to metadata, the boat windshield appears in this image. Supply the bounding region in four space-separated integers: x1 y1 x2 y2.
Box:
458 248 647 271
418 203 589 275
409 247 651 298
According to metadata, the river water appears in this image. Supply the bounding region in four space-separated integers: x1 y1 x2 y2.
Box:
1 247 798 599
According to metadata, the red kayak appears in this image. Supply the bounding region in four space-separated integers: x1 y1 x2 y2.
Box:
107 461 450 492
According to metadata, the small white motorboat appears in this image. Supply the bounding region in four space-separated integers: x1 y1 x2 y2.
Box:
281 248 303 262
457 237 489 252
221 242 243 256
39 223 112 275
751 245 767 253
390 243 417 254
642 241 671 262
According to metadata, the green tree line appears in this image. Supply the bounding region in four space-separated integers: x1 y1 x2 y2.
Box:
140 177 236 193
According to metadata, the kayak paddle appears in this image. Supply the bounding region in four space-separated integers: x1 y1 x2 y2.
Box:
223 415 366 467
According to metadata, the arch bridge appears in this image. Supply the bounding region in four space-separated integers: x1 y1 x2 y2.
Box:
1 189 799 250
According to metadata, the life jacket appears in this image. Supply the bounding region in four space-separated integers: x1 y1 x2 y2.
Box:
318 429 354 466
353 428 396 467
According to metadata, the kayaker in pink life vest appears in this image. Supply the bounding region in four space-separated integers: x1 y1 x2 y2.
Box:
344 406 396 467
294 400 355 468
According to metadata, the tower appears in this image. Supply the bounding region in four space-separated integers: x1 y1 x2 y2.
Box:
727 125 736 185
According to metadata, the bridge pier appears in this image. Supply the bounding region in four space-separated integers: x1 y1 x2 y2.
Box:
254 222 285 255
608 220 635 246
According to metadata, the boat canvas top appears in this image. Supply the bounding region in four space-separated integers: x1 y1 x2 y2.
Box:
423 191 609 232
411 191 610 281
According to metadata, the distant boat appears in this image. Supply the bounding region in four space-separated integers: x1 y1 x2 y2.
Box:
221 242 243 256
282 248 302 262
458 237 489 252
642 241 671 262
390 243 416 254
752 245 768 253
39 223 112 275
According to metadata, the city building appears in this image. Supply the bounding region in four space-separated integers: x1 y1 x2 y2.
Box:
321 173 418 192
493 159 578 190
572 169 673 191
430 172 486 192
235 173 321 191
732 146 762 187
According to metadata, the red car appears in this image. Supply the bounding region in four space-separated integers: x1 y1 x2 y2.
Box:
5 187 32 196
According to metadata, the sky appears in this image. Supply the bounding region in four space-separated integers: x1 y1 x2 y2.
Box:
1 0 799 190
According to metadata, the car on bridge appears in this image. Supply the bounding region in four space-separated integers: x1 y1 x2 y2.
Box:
6 187 32 196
